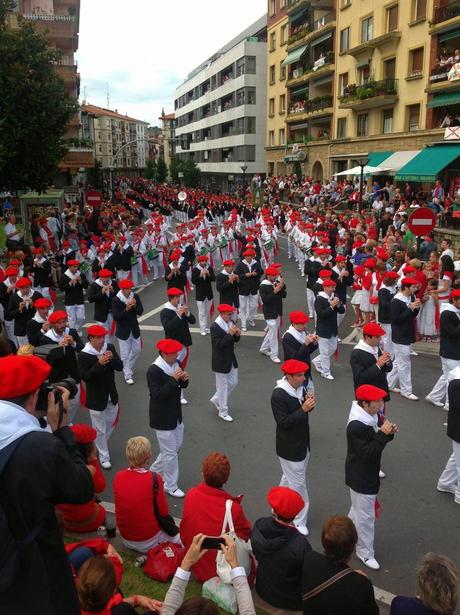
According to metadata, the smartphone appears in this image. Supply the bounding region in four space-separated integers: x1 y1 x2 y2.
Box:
201 536 226 550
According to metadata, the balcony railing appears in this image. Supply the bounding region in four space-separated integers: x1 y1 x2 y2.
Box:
433 0 460 25
288 95 333 116
339 78 398 103
288 51 335 81
287 24 309 46
22 13 75 21
430 64 451 82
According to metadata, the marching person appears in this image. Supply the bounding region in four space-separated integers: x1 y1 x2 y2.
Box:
31 246 53 301
147 338 189 498
271 359 316 536
59 258 88 336
437 365 460 504
350 322 393 397
160 287 196 405
8 276 42 347
215 259 240 313
165 250 187 292
346 384 398 570
112 278 144 385
0 265 19 344
78 324 123 470
87 268 118 338
209 304 241 422
377 271 399 358
26 297 52 347
259 265 287 364
235 248 262 332
312 279 344 380
387 277 421 401
191 254 215 336
281 310 318 392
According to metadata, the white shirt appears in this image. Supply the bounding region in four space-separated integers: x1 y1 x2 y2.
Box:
4 222 19 241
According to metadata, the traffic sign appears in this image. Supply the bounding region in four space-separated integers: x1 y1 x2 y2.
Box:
85 190 103 207
407 207 437 236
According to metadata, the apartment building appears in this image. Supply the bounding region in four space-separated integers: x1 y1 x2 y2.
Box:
81 104 149 171
174 16 267 191
266 0 289 176
159 110 176 169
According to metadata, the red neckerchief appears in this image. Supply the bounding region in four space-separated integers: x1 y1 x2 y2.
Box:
81 592 123 615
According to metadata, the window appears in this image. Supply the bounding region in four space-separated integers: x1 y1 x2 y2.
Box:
339 72 349 96
358 64 370 84
247 117 256 133
269 0 276 16
407 104 420 131
412 0 426 21
337 117 347 138
269 98 275 115
384 58 396 80
361 16 373 43
270 64 276 84
280 94 286 113
382 108 393 133
340 27 350 52
280 0 287 7
280 61 287 80
246 56 256 74
279 128 286 145
409 47 424 76
281 24 287 44
270 31 276 51
269 130 275 146
386 5 398 32
357 113 368 136
247 88 256 104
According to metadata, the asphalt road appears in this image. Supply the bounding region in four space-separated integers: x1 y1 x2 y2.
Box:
75 234 459 611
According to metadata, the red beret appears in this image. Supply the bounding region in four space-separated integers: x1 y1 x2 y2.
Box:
355 384 387 401
335 255 346 262
267 486 304 520
289 310 309 324
15 277 32 288
0 355 51 398
156 338 183 354
317 248 331 255
449 289 460 299
197 255 209 262
265 266 279 276
67 259 80 267
32 247 44 255
119 279 134 289
243 249 256 256
48 310 68 324
98 269 113 278
62 240 70 247
319 269 333 279
281 359 309 374
87 324 108 337
403 265 416 273
401 277 418 286
223 260 235 266
9 259 21 266
384 271 399 279
170 251 182 260
34 298 52 309
322 279 336 287
377 250 389 261
354 265 365 275
5 267 18 277
218 304 235 313
167 287 183 297
364 258 376 269
363 322 385 337
71 424 97 444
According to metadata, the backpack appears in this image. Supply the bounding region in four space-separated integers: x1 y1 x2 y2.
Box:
0 435 44 592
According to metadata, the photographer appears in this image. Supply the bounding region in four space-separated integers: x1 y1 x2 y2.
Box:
0 354 94 615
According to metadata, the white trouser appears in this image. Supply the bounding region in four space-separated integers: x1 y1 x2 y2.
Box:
279 452 310 529
4 320 16 345
131 265 139 287
151 256 164 280
212 367 238 414
247 294 258 323
67 304 85 334
260 317 280 359
287 238 293 258
428 357 460 405
196 298 211 333
239 295 257 328
89 400 118 463
150 422 184 492
305 289 315 319
37 286 51 301
337 306 346 329
348 489 377 560
380 323 394 358
118 334 142 380
96 314 114 342
387 343 412 394
315 336 337 376
67 383 82 425
438 441 460 497
122 529 182 554
117 270 129 281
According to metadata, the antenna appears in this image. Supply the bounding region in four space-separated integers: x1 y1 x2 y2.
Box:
106 82 110 109
83 85 87 101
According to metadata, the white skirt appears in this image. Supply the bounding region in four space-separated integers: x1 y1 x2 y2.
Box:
359 288 372 312
417 297 438 336
351 290 363 306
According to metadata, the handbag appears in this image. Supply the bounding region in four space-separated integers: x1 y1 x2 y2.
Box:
216 499 252 584
144 541 185 582
152 472 179 536
302 567 354 602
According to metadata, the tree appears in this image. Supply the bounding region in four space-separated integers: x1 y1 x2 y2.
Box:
156 157 168 183
182 158 201 188
144 158 157 180
86 159 103 189
169 156 182 183
0 3 79 192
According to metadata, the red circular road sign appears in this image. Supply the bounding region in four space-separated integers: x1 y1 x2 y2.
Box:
85 190 103 207
407 207 437 236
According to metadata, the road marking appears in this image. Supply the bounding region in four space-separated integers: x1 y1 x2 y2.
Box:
138 324 266 337
138 303 166 322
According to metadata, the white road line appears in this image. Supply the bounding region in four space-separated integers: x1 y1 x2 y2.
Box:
138 325 266 337
138 304 166 322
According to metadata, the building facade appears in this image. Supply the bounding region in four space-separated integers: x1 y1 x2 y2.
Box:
174 16 267 191
158 110 176 169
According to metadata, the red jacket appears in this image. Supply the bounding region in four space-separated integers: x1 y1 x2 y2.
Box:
179 482 252 582
113 468 169 541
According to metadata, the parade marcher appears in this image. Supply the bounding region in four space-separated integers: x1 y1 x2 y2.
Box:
209 303 241 422
215 259 240 312
191 254 215 336
31 246 53 301
387 277 421 400
112 278 144 385
235 248 263 332
78 324 123 469
259 265 287 364
377 271 399 358
312 279 344 380
271 359 316 536
437 366 460 505
87 268 118 338
346 384 398 570
8 276 42 347
26 297 52 346
165 250 188 293
147 338 189 498
331 254 352 330
282 310 318 392
350 322 393 398
116 236 134 281
0 265 19 344
426 289 460 409
59 259 88 336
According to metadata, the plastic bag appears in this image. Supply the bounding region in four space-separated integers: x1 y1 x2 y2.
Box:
203 576 237 614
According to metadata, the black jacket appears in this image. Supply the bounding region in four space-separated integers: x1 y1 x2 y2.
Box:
160 307 196 347
77 343 123 411
8 291 43 336
191 266 215 301
350 345 392 400
439 306 460 360
164 264 187 291
31 259 53 288
314 295 344 338
282 332 317 384
251 517 311 610
147 363 188 430
59 273 88 306
216 272 239 307
0 282 15 320
259 281 286 319
377 287 394 323
305 259 323 289
91 254 118 276
87 281 119 323
390 295 419 345
210 321 239 373
37 328 84 383
271 387 310 461
234 260 263 295
331 267 352 304
26 317 46 347
117 245 134 272
112 294 143 340
447 376 460 443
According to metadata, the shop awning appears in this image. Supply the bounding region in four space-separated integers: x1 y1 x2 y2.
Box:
372 150 420 174
282 44 308 66
367 151 393 167
427 92 460 108
440 29 460 43
395 145 460 181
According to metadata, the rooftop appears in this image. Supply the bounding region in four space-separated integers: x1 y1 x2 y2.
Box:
81 103 149 124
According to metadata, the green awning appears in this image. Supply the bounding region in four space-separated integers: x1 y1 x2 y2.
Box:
311 31 333 47
291 85 309 97
427 92 460 108
282 44 308 66
395 145 460 181
367 151 393 167
440 29 460 43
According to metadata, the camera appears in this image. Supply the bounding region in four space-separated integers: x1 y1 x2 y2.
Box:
36 378 78 413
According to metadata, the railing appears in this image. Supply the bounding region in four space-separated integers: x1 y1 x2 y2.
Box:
339 78 398 103
288 95 333 115
430 64 451 82
287 24 309 46
433 0 460 24
313 11 336 30
288 51 334 81
23 13 75 21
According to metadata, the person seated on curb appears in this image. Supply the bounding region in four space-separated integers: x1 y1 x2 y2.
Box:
113 436 182 552
161 534 255 615
251 486 312 613
302 515 379 615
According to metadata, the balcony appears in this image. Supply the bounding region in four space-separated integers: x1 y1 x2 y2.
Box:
287 0 310 15
54 62 78 82
287 24 310 50
346 31 401 57
433 1 460 25
338 79 398 110
287 95 333 122
287 51 335 86
286 12 336 51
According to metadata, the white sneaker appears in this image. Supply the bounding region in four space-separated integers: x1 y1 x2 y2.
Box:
271 356 281 363
260 349 271 357
425 395 444 407
312 360 322 374
167 488 185 498
444 404 449 411
379 470 386 479
210 397 220 411
242 327 247 332
101 460 112 470
295 524 309 536
206 328 210 333
437 482 456 495
125 378 134 385
401 392 418 401
358 555 380 570
249 320 256 327
200 331 206 336
390 387 400 393
180 398 188 405
410 350 418 356
321 373 334 380
219 413 234 422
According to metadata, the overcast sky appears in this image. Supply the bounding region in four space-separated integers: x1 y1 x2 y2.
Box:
77 0 266 126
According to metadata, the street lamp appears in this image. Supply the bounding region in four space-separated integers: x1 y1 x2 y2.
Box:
357 158 369 213
240 164 247 193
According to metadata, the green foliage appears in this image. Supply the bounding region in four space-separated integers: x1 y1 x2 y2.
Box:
156 157 168 183
182 158 201 188
293 161 302 177
169 156 182 183
0 4 79 192
144 158 157 180
86 159 103 189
